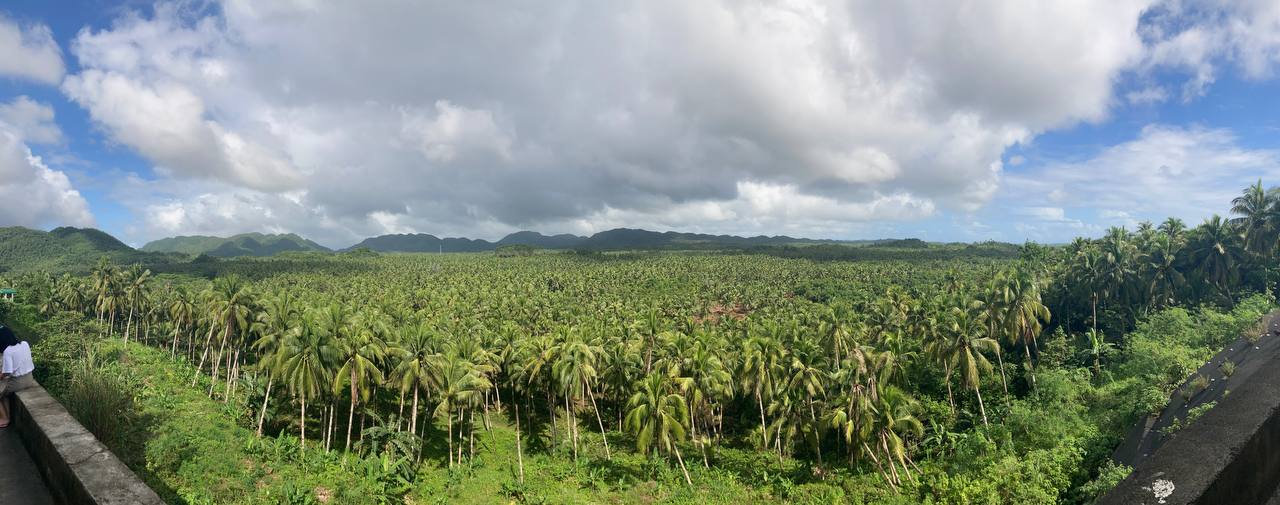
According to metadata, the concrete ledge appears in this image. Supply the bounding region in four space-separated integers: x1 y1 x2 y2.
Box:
12 383 164 505
1099 338 1280 505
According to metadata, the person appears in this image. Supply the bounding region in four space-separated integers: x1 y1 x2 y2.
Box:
0 326 35 428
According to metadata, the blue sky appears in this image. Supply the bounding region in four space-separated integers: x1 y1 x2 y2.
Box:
1 1 1279 248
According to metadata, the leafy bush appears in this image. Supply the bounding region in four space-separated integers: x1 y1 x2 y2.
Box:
1219 360 1236 377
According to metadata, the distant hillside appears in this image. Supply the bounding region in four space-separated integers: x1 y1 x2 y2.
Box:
495 231 586 249
0 227 174 274
348 228 856 253
345 233 495 253
142 233 330 257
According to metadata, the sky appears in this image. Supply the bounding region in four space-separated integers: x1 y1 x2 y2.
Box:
2 1 1280 249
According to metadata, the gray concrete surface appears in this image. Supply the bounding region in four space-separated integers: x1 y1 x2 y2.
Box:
1101 312 1280 505
13 384 164 505
0 421 54 505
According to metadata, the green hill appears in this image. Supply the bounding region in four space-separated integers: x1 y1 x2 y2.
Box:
347 228 857 252
141 233 331 257
0 227 174 274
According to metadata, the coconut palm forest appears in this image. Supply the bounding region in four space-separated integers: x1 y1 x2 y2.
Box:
0 183 1275 503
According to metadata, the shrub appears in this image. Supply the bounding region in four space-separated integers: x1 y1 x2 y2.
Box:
63 349 136 449
1190 373 1210 394
1219 360 1236 378
1245 321 1266 344
1136 386 1169 417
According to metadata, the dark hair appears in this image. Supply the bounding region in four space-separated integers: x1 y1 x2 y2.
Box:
0 326 20 352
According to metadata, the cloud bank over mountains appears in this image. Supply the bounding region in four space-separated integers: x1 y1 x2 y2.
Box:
4 1 1280 245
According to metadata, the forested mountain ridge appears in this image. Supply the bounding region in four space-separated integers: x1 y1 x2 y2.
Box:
346 227 875 252
141 233 331 257
0 226 172 274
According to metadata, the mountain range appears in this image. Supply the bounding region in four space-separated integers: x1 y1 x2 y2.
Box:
141 233 331 257
341 228 857 253
0 225 1019 275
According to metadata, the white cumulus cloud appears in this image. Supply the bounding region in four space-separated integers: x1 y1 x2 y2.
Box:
0 14 64 84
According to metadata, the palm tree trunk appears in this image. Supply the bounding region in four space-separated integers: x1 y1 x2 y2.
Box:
586 381 611 460
515 402 525 483
566 393 578 462
943 365 955 415
673 444 692 485
209 324 231 397
755 387 768 449
1022 342 1037 387
994 348 1010 402
257 372 273 436
863 441 897 492
346 372 357 452
447 410 455 467
397 388 405 432
975 386 989 428
193 323 216 386
410 386 420 434
125 300 135 342
300 397 307 450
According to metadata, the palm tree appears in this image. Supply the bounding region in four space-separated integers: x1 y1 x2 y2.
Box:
332 310 388 452
552 328 610 461
866 386 923 490
624 372 692 485
121 264 151 342
1002 269 1050 387
393 321 438 436
1159 217 1187 243
251 291 298 436
205 276 253 399
1144 234 1185 309
432 350 491 467
936 305 998 427
1230 180 1276 255
1190 215 1244 304
739 331 784 451
280 314 337 450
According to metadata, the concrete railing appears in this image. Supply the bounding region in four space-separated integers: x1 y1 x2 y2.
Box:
1099 342 1280 505
12 383 164 505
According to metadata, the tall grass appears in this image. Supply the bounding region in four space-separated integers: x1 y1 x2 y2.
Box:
62 349 135 447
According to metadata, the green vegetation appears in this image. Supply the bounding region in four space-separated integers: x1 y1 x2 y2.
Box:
5 182 1280 504
0 226 174 274
141 233 332 257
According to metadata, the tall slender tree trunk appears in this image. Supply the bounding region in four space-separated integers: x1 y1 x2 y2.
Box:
566 394 578 462
257 372 273 436
943 366 955 416
975 386 989 428
209 323 231 397
673 445 692 485
515 402 525 483
300 397 307 450
125 301 135 342
994 349 1010 403
346 370 357 452
1022 343 1037 387
397 389 405 432
410 386 420 434
193 323 217 386
755 387 768 449
447 411 454 467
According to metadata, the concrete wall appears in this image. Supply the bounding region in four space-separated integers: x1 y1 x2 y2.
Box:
12 383 164 505
1099 346 1280 505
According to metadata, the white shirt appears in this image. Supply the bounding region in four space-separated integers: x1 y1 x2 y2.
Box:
3 342 33 377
